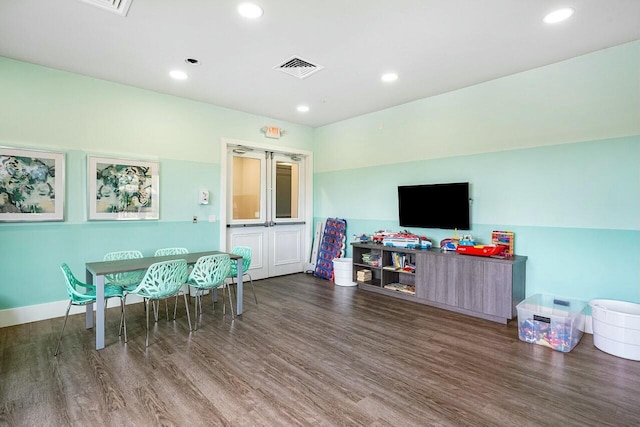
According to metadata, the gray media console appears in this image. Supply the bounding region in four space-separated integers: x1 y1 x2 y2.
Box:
351 243 527 324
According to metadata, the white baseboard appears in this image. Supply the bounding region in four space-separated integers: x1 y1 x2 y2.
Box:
0 295 146 328
1 298 595 334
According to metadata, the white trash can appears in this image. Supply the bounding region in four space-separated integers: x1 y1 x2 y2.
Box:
332 258 356 287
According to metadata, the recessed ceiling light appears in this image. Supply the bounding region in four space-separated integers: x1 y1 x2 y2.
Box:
169 70 188 80
297 105 310 113
543 8 574 24
238 3 263 19
381 73 398 82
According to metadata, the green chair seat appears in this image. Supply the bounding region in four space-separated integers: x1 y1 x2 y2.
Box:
123 259 192 347
103 250 146 291
153 247 190 321
227 246 257 305
55 263 125 356
188 254 233 329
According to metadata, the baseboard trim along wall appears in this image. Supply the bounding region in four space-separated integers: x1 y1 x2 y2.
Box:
0 295 146 328
0 297 595 335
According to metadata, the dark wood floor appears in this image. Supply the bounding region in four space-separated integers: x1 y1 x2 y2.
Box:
1 273 638 427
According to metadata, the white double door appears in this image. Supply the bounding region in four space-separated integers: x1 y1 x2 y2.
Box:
224 142 311 280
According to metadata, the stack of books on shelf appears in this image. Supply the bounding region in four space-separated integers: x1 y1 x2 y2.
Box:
382 252 416 273
361 252 380 267
383 283 416 295
357 269 372 282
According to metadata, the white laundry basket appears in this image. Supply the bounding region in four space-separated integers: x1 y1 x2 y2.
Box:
332 258 356 287
590 299 640 361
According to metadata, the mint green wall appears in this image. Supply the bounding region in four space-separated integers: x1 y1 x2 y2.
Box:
314 137 640 303
313 41 640 304
315 41 639 173
0 57 314 311
2 39 639 314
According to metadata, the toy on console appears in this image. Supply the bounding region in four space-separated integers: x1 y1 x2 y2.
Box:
374 230 432 249
352 234 369 243
372 230 394 244
457 234 476 246
440 229 469 251
455 244 506 257
419 237 432 249
440 238 457 251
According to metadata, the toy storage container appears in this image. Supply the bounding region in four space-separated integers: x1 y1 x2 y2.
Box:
589 299 640 361
516 294 587 352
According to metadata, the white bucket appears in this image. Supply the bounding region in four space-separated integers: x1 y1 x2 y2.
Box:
590 299 640 361
332 258 356 287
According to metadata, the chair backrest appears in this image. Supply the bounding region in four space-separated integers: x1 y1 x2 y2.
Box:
188 254 231 289
60 263 96 304
104 250 144 261
229 246 251 275
103 250 145 285
130 259 188 299
155 247 189 256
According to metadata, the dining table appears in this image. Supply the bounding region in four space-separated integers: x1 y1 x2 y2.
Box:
85 250 243 350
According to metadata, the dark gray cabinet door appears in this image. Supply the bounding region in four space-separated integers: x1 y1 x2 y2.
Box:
425 255 457 306
455 257 485 312
415 252 429 299
483 262 512 318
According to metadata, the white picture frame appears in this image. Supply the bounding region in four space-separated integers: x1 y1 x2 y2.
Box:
88 155 159 220
0 147 65 222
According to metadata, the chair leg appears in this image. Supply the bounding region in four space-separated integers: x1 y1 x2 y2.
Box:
173 295 179 320
228 281 235 305
152 299 159 322
182 293 192 332
225 284 234 318
54 301 72 357
246 273 257 304
193 291 199 331
121 295 128 343
145 299 151 347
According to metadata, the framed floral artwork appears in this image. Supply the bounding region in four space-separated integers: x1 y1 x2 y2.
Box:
88 156 159 220
0 147 65 222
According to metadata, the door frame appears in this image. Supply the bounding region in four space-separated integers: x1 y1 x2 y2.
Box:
219 137 314 264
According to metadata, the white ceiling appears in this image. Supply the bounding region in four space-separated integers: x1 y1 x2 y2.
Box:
1 0 639 128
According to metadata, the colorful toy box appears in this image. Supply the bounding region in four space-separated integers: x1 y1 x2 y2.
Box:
516 293 587 352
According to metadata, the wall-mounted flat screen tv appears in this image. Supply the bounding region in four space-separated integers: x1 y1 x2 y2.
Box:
398 182 470 230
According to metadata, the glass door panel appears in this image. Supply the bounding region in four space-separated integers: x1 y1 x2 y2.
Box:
229 151 266 224
272 154 302 222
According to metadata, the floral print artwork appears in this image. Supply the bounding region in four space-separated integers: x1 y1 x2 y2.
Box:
95 163 153 213
0 155 56 214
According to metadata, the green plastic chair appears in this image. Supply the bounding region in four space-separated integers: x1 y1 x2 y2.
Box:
187 254 233 330
122 259 192 347
227 246 257 304
154 248 189 257
103 250 145 291
153 248 190 321
55 263 125 356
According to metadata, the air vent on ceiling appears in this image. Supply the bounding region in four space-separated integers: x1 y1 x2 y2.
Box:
80 0 133 16
274 56 324 79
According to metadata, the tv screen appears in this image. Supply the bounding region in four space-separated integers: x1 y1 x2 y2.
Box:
398 182 470 230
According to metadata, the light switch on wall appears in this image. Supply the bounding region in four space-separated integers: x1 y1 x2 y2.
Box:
199 190 209 205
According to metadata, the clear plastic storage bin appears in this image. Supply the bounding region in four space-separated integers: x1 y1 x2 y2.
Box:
516 294 587 352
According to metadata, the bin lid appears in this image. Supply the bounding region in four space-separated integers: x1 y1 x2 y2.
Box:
517 293 587 315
